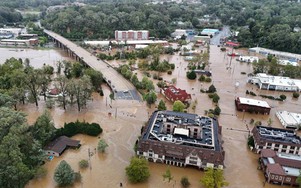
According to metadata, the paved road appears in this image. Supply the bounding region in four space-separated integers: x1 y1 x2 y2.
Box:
44 30 140 101
210 26 231 45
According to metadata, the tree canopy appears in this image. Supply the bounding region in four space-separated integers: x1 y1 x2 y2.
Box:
54 160 75 187
125 157 150 183
172 100 185 112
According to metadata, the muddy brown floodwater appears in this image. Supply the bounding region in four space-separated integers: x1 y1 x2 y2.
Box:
20 45 300 188
0 48 72 67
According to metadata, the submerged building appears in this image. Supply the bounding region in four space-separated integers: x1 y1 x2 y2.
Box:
252 126 301 155
137 111 225 169
276 111 301 130
235 97 271 115
248 73 301 92
259 149 301 186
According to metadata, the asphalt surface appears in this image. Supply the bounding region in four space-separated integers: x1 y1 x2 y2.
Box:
44 30 140 101
210 26 231 45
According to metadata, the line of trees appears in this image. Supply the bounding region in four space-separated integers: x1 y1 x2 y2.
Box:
41 1 205 39
0 58 103 111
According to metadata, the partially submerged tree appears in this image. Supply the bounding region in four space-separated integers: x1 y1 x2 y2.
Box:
201 167 228 188
173 100 185 112
97 139 108 153
54 160 75 187
158 99 167 111
126 157 150 183
163 167 173 183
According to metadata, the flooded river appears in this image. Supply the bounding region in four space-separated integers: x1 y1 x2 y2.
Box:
0 47 72 67
9 45 299 188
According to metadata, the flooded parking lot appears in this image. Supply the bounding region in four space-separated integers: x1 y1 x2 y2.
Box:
2 45 298 188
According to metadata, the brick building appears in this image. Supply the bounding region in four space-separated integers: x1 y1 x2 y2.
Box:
252 126 301 155
259 149 301 186
137 111 225 169
115 30 149 41
161 86 191 103
235 97 271 115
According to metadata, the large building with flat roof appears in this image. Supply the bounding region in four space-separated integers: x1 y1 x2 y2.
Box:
248 73 301 92
137 111 225 169
259 149 301 186
276 111 301 129
249 47 301 62
235 97 271 115
252 126 301 155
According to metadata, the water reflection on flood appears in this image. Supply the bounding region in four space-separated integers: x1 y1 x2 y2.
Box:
20 45 300 188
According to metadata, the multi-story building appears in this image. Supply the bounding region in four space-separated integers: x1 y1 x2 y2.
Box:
259 149 301 186
252 126 301 155
248 73 301 92
137 111 225 169
161 85 192 103
276 111 301 129
115 30 149 41
235 97 271 115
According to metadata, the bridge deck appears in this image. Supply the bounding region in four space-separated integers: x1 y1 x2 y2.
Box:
44 30 140 100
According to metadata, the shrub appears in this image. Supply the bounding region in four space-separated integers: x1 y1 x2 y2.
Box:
79 160 89 169
58 121 103 137
170 63 175 69
181 176 191 188
246 90 249 95
205 77 212 82
186 71 197 80
213 106 221 115
198 75 206 82
207 84 217 93
167 70 172 75
212 94 220 103
293 92 299 98
241 72 246 75
249 91 257 96
279 94 286 101
220 47 226 51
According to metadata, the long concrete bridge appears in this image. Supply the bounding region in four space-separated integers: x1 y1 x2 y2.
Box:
44 30 140 100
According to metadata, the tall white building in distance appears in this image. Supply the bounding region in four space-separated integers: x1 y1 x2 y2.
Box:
115 30 149 41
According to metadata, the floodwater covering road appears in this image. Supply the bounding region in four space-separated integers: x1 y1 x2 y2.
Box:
7 45 298 188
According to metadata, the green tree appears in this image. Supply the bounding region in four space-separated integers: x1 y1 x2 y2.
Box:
55 75 68 110
71 62 83 78
97 139 108 153
125 157 150 183
144 91 157 105
31 110 56 147
212 94 220 103
181 176 191 188
54 160 75 187
208 85 217 93
186 71 197 80
67 76 92 111
201 167 228 188
84 68 103 91
163 167 173 183
22 67 44 106
173 100 185 112
158 99 167 111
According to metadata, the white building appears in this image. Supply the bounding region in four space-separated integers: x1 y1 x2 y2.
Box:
201 28 219 36
278 60 299 66
171 29 187 39
84 40 168 47
115 30 149 41
249 47 301 62
248 73 301 92
238 56 259 63
276 111 301 129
